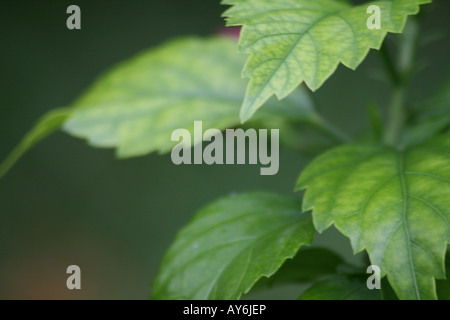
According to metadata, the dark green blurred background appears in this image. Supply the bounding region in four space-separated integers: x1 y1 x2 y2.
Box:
0 0 448 299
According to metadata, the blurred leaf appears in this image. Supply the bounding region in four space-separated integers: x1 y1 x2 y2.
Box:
253 247 344 289
65 37 246 157
151 192 315 300
299 272 399 300
299 275 380 300
405 74 450 145
379 278 399 300
296 135 450 300
437 252 450 300
246 117 338 155
0 108 71 178
64 36 317 157
222 0 431 121
1 37 317 178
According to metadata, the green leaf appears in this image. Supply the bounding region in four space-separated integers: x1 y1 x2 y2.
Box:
151 192 315 300
296 135 450 300
222 0 431 122
64 36 316 157
299 275 380 300
0 108 71 179
1 37 316 178
64 37 246 157
406 75 450 145
254 247 344 289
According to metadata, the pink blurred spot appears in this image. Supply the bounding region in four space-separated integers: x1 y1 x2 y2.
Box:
218 26 241 39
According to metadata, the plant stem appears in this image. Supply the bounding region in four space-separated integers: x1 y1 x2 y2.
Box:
302 89 353 144
314 115 353 144
384 17 421 147
379 44 401 86
385 85 407 147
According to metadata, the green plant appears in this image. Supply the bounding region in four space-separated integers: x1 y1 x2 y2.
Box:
1 0 449 300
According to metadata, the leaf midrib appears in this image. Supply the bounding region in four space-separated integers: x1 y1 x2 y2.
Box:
245 10 341 108
397 150 421 300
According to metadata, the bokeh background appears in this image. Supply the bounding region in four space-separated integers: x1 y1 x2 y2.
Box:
0 0 448 299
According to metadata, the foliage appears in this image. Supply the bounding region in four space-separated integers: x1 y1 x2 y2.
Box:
1 0 448 300
152 192 314 299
